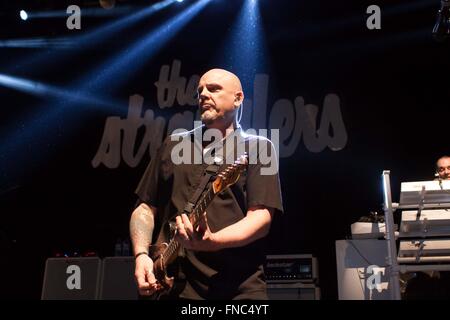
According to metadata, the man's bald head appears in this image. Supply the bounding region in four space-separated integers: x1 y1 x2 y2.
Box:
199 69 243 92
437 156 450 180
197 68 244 129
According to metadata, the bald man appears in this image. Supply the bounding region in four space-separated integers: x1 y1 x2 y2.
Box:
130 69 283 300
436 156 450 180
197 68 243 131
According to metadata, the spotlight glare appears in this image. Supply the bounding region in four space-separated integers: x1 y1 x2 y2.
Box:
20 10 28 21
176 0 184 2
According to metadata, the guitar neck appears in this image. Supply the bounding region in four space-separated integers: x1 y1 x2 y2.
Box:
191 187 215 229
162 186 216 265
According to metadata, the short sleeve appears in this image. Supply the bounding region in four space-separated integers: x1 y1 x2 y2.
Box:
245 139 284 214
134 141 166 208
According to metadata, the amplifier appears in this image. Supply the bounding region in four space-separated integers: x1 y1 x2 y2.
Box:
41 257 101 300
267 283 320 300
99 257 138 300
264 254 318 283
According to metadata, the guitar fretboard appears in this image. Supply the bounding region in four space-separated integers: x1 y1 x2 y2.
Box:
162 186 215 263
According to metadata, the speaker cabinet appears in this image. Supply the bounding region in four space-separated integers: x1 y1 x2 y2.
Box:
267 283 321 300
41 257 101 300
99 256 139 300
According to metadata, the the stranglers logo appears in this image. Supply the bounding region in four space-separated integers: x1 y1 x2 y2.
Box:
92 60 347 169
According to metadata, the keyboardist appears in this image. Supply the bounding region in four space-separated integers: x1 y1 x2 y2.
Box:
402 155 450 299
436 155 450 180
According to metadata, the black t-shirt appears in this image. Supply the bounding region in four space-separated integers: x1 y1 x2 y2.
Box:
135 126 283 300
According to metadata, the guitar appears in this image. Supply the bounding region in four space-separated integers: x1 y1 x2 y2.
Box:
148 154 248 298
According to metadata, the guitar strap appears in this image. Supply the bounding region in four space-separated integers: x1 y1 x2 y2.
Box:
182 126 245 216
155 162 221 245
155 127 245 245
178 133 246 223
183 163 221 215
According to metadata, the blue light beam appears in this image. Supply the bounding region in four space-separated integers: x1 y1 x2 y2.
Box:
73 0 211 95
0 0 211 185
4 0 176 70
214 0 268 97
0 73 122 112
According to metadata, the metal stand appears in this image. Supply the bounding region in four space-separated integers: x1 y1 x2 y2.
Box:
382 171 450 300
381 171 402 300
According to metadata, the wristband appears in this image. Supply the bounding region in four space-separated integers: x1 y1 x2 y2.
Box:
135 251 148 259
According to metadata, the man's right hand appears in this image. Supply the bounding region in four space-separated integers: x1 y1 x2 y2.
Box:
134 254 158 296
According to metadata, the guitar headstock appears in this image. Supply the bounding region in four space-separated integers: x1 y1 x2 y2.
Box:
212 154 248 194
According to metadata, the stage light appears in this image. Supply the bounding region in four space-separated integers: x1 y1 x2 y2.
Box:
72 0 211 94
0 73 121 111
0 72 125 181
5 0 176 68
176 0 184 2
0 38 73 49
213 0 268 127
19 10 28 21
0 0 212 182
215 0 267 87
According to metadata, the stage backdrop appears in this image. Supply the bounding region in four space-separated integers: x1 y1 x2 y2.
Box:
1 0 449 299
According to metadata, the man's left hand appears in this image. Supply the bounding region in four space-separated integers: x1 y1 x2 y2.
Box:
175 212 219 251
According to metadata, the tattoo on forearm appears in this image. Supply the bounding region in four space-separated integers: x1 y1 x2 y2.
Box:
130 208 154 252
